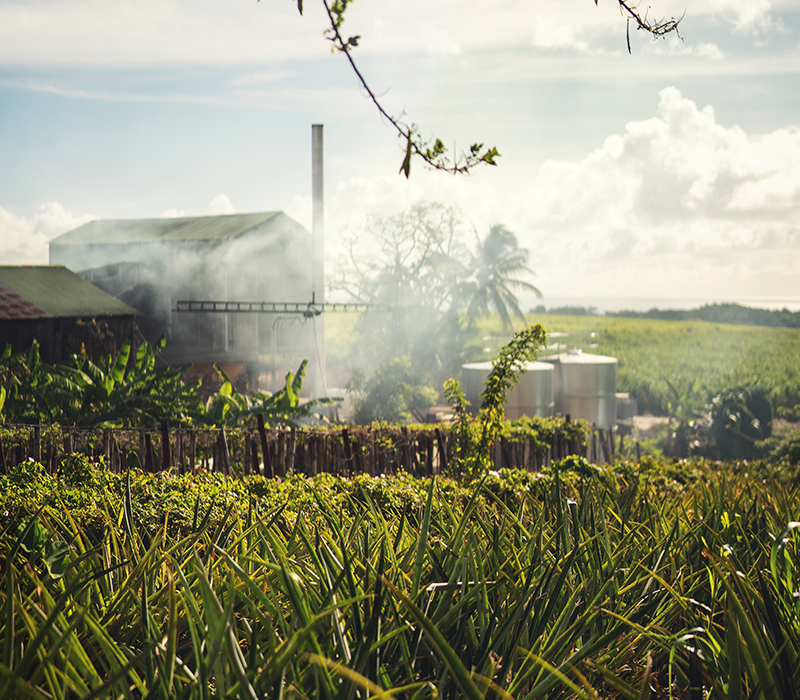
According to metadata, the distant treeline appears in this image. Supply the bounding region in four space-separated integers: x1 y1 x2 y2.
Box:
532 303 800 329
607 303 800 328
531 305 600 317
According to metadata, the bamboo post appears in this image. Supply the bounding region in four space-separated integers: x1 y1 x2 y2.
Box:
0 440 6 475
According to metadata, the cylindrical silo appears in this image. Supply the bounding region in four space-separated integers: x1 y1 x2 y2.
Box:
461 361 554 419
541 351 617 429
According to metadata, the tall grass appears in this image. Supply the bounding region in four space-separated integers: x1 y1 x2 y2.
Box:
1 468 798 699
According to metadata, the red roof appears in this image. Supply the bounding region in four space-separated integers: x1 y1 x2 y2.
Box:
0 283 51 320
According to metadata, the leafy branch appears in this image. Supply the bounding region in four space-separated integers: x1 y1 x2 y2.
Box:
287 0 683 176
444 323 548 478
319 0 501 177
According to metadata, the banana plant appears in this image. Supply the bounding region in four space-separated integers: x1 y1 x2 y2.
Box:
203 360 338 428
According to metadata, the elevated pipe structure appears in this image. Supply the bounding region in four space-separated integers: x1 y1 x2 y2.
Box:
175 299 397 315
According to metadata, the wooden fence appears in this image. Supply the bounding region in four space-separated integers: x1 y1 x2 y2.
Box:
0 421 620 478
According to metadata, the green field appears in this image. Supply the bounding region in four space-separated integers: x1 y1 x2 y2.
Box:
526 314 800 417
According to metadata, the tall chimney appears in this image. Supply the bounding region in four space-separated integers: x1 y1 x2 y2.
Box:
311 124 326 398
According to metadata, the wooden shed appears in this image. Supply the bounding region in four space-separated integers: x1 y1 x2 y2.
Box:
0 265 138 364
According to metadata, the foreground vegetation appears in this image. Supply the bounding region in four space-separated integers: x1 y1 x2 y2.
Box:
2 455 799 699
2 327 799 699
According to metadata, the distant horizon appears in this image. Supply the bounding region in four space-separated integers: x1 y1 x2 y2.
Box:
526 295 800 314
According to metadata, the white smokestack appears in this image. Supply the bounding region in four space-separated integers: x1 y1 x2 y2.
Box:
311 124 326 398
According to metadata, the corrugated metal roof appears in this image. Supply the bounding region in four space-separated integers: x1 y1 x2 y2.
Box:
0 266 137 318
50 212 287 245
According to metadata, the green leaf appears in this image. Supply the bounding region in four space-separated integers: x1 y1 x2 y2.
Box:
110 340 131 384
18 518 46 554
44 539 71 578
400 133 413 179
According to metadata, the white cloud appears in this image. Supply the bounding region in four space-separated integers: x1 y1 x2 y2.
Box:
161 208 186 218
209 194 235 215
0 0 330 66
530 17 589 51
322 87 800 300
649 36 725 60
0 0 751 69
0 203 95 265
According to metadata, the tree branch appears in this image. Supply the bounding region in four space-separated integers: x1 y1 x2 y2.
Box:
307 0 683 175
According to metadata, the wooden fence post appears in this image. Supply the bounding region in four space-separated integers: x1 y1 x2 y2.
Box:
287 428 296 474
277 430 286 478
435 428 448 474
32 426 41 464
249 438 259 475
257 415 272 478
426 434 433 478
353 433 364 474
145 433 154 473
161 421 171 472
219 428 231 475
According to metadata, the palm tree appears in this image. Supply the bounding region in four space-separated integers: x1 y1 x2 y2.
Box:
460 225 542 333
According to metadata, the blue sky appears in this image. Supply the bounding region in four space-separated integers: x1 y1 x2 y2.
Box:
1 0 799 308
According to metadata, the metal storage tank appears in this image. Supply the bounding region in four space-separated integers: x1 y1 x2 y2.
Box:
541 351 617 430
461 361 554 419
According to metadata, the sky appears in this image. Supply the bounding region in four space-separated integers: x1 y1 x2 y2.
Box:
1 0 799 310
